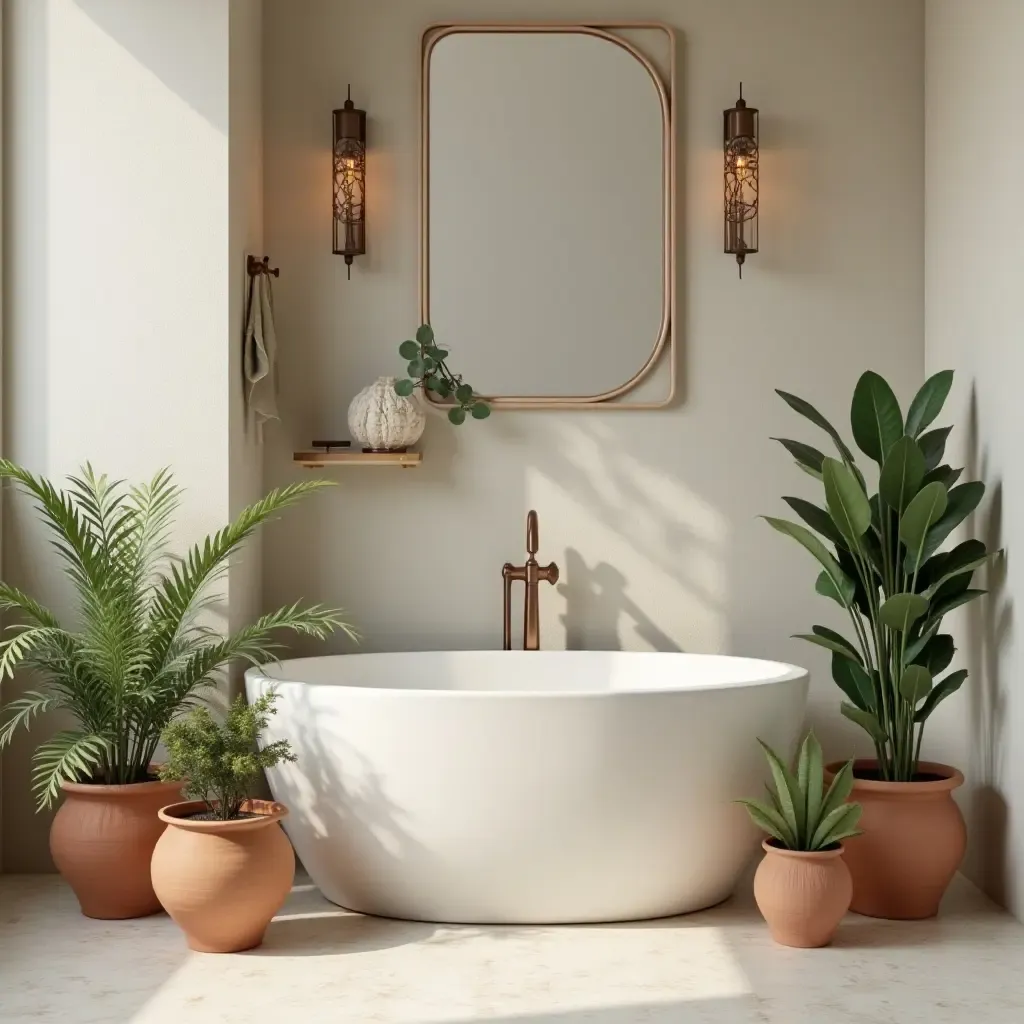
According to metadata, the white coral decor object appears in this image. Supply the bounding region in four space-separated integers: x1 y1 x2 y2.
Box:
347 376 426 451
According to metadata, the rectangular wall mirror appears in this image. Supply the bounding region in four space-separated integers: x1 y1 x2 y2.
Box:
421 23 676 409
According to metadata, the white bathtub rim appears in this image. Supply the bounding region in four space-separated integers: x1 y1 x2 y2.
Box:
245 651 809 698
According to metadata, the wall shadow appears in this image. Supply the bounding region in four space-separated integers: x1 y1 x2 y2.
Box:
559 548 682 653
964 387 1013 905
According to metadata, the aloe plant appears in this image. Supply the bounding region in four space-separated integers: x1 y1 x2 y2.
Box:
738 732 861 851
765 370 992 781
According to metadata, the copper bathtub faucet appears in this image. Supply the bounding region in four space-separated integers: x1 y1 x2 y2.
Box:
502 510 559 651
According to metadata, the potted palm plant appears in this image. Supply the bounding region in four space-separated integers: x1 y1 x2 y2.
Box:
151 691 296 953
0 464 352 919
739 732 860 948
765 370 990 918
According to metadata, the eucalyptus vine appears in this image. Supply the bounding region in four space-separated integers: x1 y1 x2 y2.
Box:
765 370 993 782
394 324 490 425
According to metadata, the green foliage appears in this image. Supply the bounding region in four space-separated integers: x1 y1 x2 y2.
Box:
0 464 355 809
159 691 295 821
766 370 995 780
737 732 862 851
394 323 491 426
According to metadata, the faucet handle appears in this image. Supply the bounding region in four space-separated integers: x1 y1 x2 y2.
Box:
526 510 539 556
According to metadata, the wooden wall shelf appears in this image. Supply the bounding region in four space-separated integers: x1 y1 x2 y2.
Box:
293 450 422 469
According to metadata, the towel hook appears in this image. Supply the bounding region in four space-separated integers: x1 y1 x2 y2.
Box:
247 255 280 278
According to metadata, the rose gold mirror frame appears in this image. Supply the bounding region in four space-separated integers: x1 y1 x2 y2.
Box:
420 22 676 411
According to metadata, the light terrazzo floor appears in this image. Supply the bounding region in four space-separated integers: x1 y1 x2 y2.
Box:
1 872 1022 1023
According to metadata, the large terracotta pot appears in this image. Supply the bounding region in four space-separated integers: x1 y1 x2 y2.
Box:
753 839 852 947
825 759 966 919
50 775 184 919
151 799 295 953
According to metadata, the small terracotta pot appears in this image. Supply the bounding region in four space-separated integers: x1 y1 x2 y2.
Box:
151 799 295 953
753 839 852 947
50 775 184 919
825 759 966 920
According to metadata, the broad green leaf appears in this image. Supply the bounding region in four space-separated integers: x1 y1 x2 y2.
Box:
914 669 968 723
794 632 860 662
812 625 863 662
811 803 863 850
921 589 986 635
455 384 474 404
758 739 805 844
822 458 872 544
835 547 873 617
924 539 991 597
424 376 445 393
782 496 847 549
471 402 491 420
912 632 955 675
899 664 933 705
415 323 435 345
398 340 420 360
735 799 795 847
922 464 962 489
775 390 858 464
763 518 854 607
905 370 954 437
912 482 987 570
816 571 854 607
448 407 467 425
841 702 888 743
433 349 449 361
407 359 425 378
394 379 415 397
773 437 826 477
798 732 824 845
904 620 940 664
819 759 856 820
899 482 949 572
832 653 875 711
851 371 904 464
879 436 925 512
918 426 952 473
879 592 930 631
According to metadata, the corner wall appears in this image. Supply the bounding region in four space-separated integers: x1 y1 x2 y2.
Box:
1 0 261 870
925 0 1024 917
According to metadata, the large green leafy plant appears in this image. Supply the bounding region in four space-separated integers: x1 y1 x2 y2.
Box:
160 691 294 821
0 464 354 808
765 371 991 781
394 324 491 425
738 732 861 851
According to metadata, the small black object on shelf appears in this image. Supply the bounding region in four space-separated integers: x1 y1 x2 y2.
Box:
311 440 352 452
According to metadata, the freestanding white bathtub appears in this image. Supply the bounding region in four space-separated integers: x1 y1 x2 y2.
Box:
245 651 807 925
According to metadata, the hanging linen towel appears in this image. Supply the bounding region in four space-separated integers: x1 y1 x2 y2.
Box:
243 269 280 440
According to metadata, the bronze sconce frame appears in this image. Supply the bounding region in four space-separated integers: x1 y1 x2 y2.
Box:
333 86 366 278
724 83 758 278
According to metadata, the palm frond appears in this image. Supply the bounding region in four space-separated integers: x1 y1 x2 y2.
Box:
32 731 111 810
0 464 348 800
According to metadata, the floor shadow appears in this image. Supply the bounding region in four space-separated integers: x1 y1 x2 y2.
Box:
426 1000 758 1024
255 910 436 957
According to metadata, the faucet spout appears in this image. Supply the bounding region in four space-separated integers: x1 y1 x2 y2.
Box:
502 511 559 651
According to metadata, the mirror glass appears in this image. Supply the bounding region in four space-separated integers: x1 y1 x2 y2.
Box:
425 30 668 401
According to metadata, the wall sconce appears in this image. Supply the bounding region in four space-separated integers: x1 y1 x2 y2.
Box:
333 86 366 278
724 83 758 278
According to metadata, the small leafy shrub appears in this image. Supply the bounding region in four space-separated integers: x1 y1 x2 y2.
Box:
738 732 862 851
160 691 295 821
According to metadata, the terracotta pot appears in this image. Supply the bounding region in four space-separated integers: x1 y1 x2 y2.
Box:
825 759 966 920
151 799 294 953
753 839 852 947
50 775 184 919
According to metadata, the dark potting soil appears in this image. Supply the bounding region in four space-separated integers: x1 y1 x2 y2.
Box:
854 769 948 783
182 811 261 822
